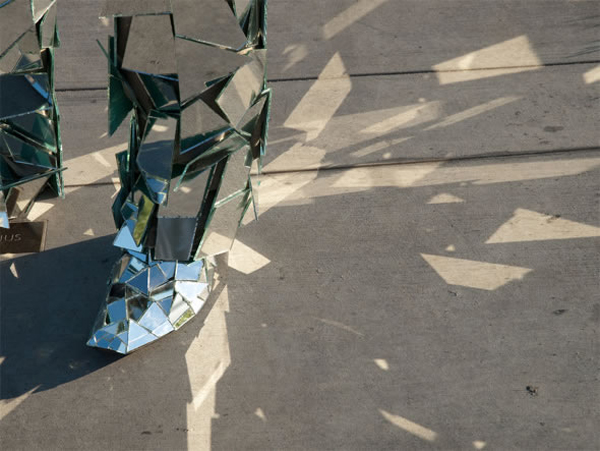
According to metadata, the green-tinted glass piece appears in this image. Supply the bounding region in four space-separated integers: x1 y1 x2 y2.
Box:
173 307 194 329
133 192 155 245
0 129 55 169
108 36 134 135
0 74 51 120
5 110 57 151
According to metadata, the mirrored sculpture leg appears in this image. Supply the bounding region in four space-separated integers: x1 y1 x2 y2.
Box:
0 0 65 228
88 0 271 354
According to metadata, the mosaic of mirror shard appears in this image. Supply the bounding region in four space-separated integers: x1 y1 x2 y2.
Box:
0 0 64 228
88 0 270 354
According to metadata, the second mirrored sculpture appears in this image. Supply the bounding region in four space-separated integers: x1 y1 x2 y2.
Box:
0 0 64 228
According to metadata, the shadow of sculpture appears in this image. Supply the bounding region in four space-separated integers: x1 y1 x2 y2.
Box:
1 235 122 399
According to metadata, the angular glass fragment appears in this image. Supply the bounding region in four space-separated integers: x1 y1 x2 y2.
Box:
5 111 57 151
180 130 248 177
137 114 176 181
114 219 143 252
122 15 177 76
148 264 169 290
33 0 55 22
1 130 55 170
116 331 128 344
0 0 32 56
173 307 194 328
157 261 176 278
180 97 229 153
138 302 169 331
234 0 253 20
172 0 247 50
216 56 264 124
214 145 251 204
10 173 50 217
109 74 133 136
175 260 204 281
157 295 173 315
107 299 127 323
152 320 174 337
0 27 44 75
127 268 150 296
168 293 190 323
127 321 156 350
165 168 211 217
175 280 208 303
18 26 42 55
154 216 197 261
197 190 248 257
132 192 155 245
40 2 58 48
0 44 22 74
237 93 266 135
139 74 179 112
0 75 51 120
175 37 250 103
127 295 150 320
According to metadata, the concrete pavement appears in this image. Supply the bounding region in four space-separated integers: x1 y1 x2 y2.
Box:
1 0 599 450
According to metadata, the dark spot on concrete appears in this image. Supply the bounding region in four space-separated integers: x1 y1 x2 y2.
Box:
526 386 539 396
141 431 152 435
544 126 564 132
553 309 567 315
448 290 457 296
591 304 600 323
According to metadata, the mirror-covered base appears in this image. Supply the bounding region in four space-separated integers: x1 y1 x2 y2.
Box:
87 251 215 354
